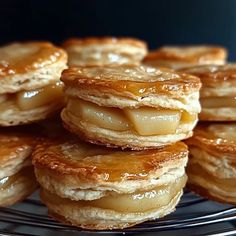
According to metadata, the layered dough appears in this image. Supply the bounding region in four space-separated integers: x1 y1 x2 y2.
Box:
186 123 236 204
61 65 201 149
143 45 227 69
0 129 40 206
0 42 67 125
181 64 236 121
33 138 188 229
63 37 147 66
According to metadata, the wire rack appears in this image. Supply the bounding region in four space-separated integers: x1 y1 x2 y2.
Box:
0 190 236 236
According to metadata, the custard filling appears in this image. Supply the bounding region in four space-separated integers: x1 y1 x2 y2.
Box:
0 82 64 111
0 166 36 191
44 175 186 213
66 98 197 135
201 97 236 108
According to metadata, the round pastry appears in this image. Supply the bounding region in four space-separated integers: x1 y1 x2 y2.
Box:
143 45 227 69
33 137 188 230
181 64 236 121
61 65 201 149
62 37 147 66
0 42 67 126
0 127 40 206
186 123 236 204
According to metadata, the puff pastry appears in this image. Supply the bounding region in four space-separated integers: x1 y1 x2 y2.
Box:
61 65 201 149
0 42 67 126
63 37 147 66
143 46 227 69
33 137 188 230
186 123 236 204
0 127 40 206
181 64 236 121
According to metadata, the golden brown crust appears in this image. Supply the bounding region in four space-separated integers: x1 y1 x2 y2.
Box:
199 108 236 121
0 127 41 165
185 123 236 155
0 42 67 78
180 64 236 87
61 65 201 97
47 210 135 230
33 137 188 183
187 183 236 205
63 37 147 49
144 46 227 63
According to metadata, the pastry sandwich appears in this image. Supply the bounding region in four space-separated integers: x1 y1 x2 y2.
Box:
33 138 188 230
63 37 147 66
0 42 67 126
143 45 227 69
181 64 236 121
186 123 236 204
61 65 201 149
0 128 40 206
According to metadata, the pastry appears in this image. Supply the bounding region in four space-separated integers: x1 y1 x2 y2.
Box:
33 137 188 230
0 42 67 126
63 37 147 66
186 123 236 204
0 127 40 206
181 64 236 121
61 65 201 149
143 45 227 69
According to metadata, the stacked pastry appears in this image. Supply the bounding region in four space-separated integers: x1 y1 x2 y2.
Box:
62 37 148 66
180 64 236 204
0 42 67 206
143 45 227 69
33 38 202 230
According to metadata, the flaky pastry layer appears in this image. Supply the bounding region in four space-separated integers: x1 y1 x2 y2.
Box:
0 42 67 94
33 137 188 200
186 123 236 204
143 46 227 68
63 37 147 66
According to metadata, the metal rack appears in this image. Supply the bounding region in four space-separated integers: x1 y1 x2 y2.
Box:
0 190 236 236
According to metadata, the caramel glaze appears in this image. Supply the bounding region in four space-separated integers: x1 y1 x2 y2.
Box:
0 127 41 165
0 166 36 190
61 66 201 97
186 124 236 157
0 42 67 78
144 46 227 63
63 37 147 49
180 64 236 87
33 139 188 183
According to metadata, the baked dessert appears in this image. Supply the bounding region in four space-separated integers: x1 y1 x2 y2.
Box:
186 123 236 204
63 37 147 66
143 45 227 69
181 64 236 121
61 65 201 149
0 42 67 126
33 138 188 230
0 127 40 206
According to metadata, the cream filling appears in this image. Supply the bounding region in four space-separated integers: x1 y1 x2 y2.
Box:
0 82 63 111
66 98 197 136
45 175 186 213
201 96 236 108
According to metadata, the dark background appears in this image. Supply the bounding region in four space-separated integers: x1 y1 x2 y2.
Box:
1 0 236 60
